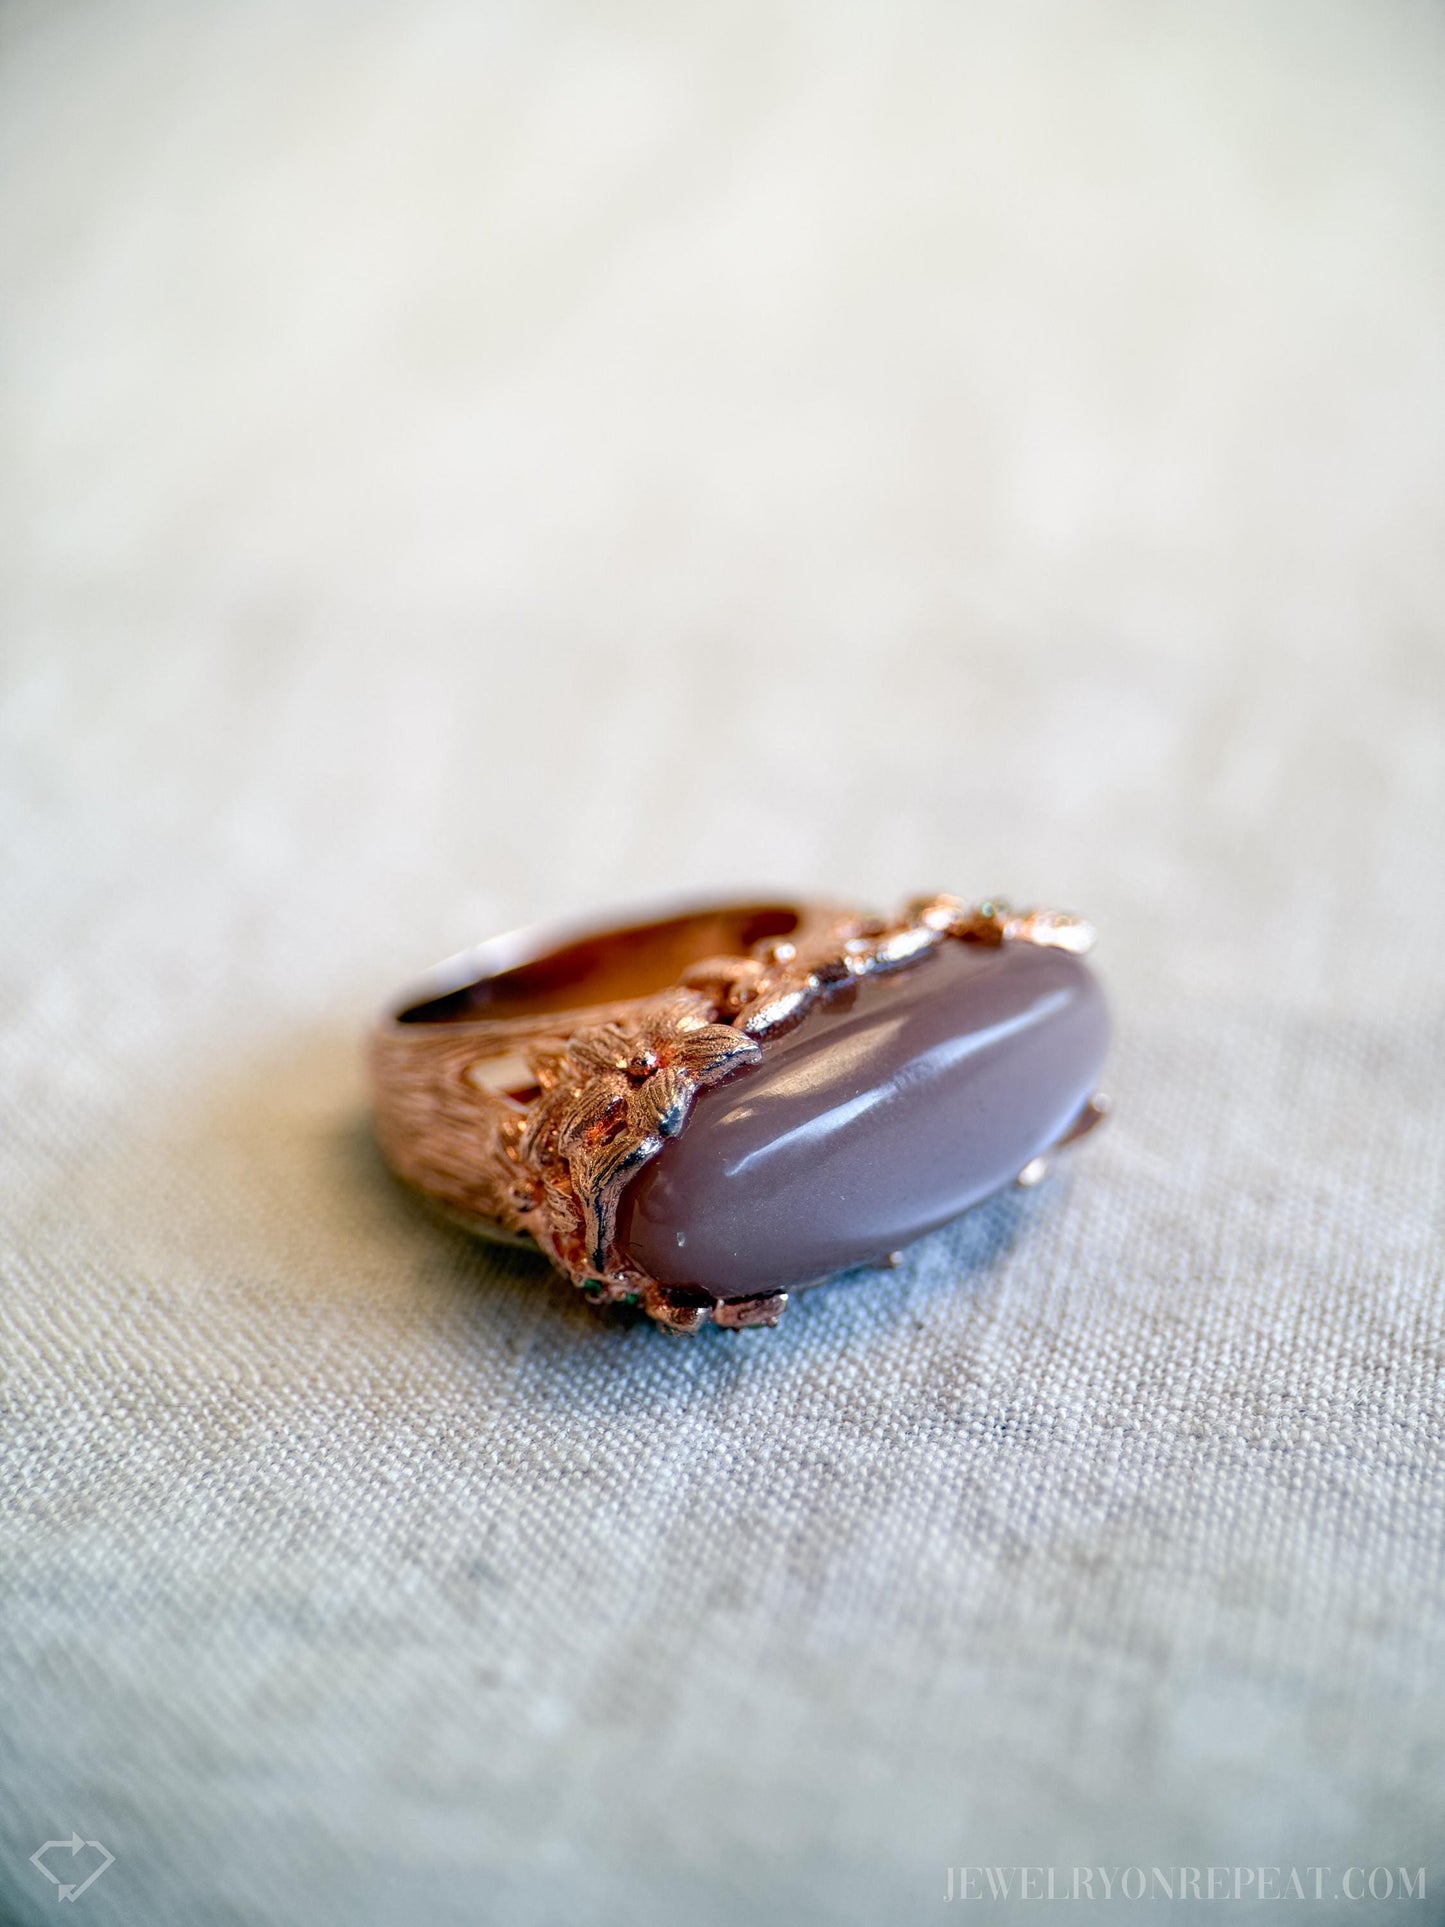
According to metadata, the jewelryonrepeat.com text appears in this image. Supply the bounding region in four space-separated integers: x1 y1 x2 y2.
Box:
944 1867 1426 1904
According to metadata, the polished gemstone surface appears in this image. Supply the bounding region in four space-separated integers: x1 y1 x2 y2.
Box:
616 938 1110 1299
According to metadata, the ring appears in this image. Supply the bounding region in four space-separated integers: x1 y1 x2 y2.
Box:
370 893 1111 1332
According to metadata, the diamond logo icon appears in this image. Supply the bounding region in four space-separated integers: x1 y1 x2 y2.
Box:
30 1834 115 1903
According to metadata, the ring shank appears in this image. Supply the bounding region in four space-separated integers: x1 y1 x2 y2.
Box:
392 900 806 1028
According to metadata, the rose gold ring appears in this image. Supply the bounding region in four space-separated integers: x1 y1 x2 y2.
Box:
370 893 1110 1332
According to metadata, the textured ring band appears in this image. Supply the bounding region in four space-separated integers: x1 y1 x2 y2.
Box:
370 893 1110 1332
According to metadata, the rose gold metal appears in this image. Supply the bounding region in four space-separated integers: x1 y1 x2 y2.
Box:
370 893 1100 1331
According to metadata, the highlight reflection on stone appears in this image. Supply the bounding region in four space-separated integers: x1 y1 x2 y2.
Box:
616 938 1109 1299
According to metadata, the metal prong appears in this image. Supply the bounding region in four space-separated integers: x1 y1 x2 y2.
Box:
1056 1092 1110 1148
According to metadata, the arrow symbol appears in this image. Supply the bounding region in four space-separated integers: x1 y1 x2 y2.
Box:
30 1833 115 1901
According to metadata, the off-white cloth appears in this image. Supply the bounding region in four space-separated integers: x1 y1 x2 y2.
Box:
2 4 1443 1922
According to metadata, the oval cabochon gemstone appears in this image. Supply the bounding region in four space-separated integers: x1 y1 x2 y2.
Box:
616 939 1110 1300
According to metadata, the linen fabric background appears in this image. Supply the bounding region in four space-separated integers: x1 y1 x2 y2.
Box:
2 4 1443 1922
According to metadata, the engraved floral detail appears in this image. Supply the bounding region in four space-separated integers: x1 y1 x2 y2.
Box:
678 904 958 1047
919 895 1095 953
515 989 761 1285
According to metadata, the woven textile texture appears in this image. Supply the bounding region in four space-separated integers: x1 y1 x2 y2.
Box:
3 4 1443 1922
